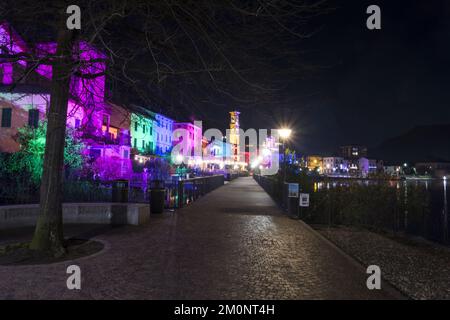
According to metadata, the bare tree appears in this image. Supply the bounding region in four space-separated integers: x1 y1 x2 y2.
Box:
0 0 326 256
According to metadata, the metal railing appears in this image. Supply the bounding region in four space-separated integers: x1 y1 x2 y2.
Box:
175 175 225 208
254 174 450 246
126 174 225 209
1 174 226 209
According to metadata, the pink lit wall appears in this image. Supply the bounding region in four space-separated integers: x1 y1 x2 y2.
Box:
173 122 202 158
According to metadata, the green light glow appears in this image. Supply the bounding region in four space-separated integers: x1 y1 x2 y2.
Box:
7 121 85 184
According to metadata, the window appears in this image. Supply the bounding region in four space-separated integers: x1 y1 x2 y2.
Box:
102 114 109 126
135 122 138 131
134 138 137 148
149 142 153 150
89 149 101 158
1 108 12 128
142 140 145 149
143 125 146 134
28 109 39 128
75 119 81 128
123 150 129 159
157 133 159 141
150 126 152 135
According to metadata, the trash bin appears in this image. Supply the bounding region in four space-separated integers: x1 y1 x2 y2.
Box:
112 180 129 203
150 180 165 214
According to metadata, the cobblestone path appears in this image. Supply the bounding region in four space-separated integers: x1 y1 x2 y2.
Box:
0 177 403 299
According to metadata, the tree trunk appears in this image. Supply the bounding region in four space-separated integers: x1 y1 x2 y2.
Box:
30 26 77 256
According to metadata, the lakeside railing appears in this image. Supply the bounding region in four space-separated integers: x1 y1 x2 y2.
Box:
254 174 450 246
0 174 228 210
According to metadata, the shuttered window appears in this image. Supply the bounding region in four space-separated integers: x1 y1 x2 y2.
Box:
28 109 40 128
1 108 12 128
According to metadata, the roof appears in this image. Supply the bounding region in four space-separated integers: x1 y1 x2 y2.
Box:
0 84 50 94
128 104 157 121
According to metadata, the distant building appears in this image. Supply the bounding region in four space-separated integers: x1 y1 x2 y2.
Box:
173 122 202 160
384 165 402 177
228 111 241 162
340 145 368 159
258 135 279 169
323 157 348 175
151 112 174 155
358 158 378 177
347 159 360 176
203 138 233 170
415 162 450 178
306 155 323 173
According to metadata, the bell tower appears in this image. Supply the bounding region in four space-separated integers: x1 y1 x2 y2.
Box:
229 111 240 162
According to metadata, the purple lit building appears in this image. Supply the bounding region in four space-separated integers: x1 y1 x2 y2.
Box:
0 22 132 179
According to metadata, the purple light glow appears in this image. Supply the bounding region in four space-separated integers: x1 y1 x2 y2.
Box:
1 21 132 180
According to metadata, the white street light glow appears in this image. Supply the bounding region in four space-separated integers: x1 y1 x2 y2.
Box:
278 128 292 139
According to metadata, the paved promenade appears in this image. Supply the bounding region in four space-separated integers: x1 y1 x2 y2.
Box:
0 177 403 299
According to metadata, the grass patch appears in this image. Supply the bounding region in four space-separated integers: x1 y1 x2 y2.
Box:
0 238 104 266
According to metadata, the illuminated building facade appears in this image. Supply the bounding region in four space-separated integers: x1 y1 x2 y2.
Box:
151 112 174 155
306 155 323 173
229 111 240 162
340 145 368 159
173 122 202 160
322 157 348 175
0 21 132 179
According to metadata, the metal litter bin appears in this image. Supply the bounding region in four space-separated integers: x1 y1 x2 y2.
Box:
112 180 129 203
150 180 165 214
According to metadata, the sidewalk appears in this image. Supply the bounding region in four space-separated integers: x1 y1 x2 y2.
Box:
0 177 403 299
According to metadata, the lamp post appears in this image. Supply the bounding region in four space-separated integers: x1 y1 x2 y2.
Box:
278 128 292 183
278 128 296 217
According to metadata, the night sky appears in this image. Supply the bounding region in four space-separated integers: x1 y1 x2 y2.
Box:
4 0 450 157
236 0 450 155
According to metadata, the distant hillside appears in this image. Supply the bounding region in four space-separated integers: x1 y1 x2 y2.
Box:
371 124 450 164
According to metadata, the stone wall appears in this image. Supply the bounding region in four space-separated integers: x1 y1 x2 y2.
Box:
0 203 149 230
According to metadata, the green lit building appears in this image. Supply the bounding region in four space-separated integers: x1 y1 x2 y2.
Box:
130 106 156 155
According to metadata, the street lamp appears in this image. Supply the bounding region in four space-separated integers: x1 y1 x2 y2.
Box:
278 128 292 140
278 127 297 218
175 154 184 164
277 128 292 183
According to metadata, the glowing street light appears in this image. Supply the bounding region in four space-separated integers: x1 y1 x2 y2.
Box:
251 160 260 169
262 148 271 157
175 154 184 164
278 128 292 140
277 128 292 183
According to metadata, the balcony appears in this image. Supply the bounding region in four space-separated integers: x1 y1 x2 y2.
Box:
82 130 131 147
